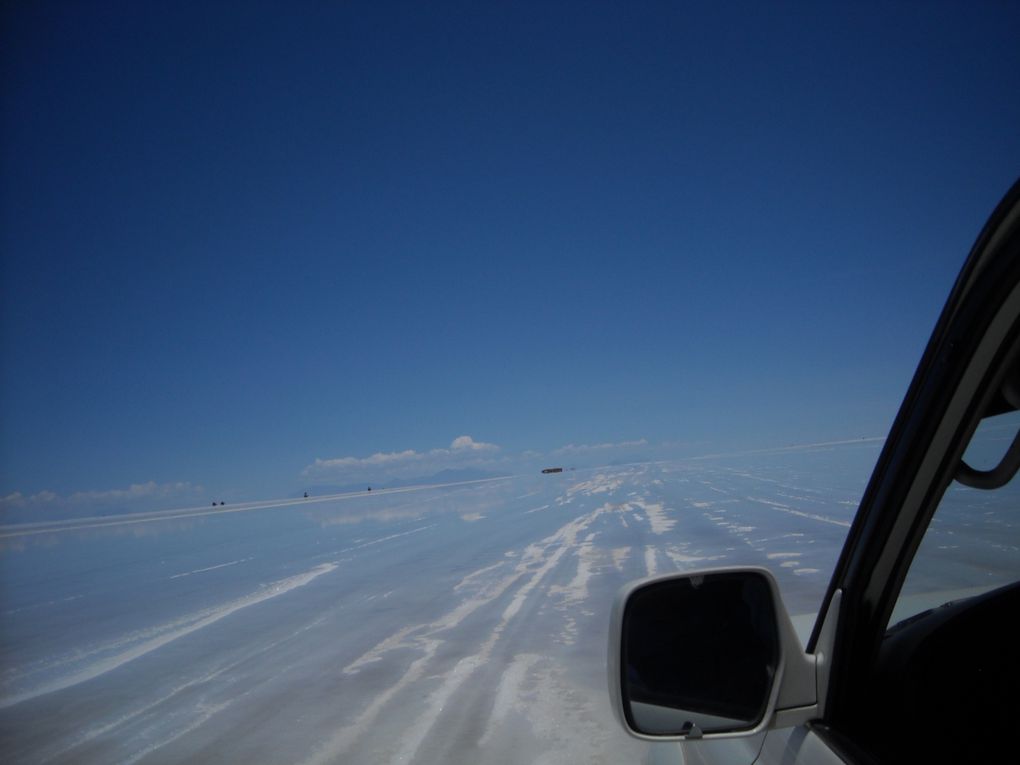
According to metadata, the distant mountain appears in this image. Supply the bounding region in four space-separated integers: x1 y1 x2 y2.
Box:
296 467 510 498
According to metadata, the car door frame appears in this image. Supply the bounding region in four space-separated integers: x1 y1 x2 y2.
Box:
804 178 1020 760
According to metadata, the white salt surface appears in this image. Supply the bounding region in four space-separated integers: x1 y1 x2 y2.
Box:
1 446 910 764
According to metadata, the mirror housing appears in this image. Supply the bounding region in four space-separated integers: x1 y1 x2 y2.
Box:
609 567 820 741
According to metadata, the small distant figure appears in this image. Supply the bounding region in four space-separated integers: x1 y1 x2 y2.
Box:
212 501 217 507
367 486 372 492
304 491 308 498
220 501 225 506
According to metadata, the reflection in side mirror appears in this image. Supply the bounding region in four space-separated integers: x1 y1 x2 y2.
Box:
621 571 779 737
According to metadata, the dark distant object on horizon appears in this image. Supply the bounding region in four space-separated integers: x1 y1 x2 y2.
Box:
367 486 372 491
304 491 308 498
542 467 563 474
220 501 225 506
212 501 217 506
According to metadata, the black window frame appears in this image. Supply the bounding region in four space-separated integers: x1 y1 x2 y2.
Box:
808 179 1020 760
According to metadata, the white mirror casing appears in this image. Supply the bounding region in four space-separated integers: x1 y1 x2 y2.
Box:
608 566 841 741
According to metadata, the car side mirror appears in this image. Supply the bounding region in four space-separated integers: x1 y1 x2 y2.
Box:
609 567 821 740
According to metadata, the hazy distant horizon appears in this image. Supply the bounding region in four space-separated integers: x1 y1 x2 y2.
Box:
1 435 887 526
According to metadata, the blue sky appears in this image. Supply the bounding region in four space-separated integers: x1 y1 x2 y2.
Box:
2 1 1019 513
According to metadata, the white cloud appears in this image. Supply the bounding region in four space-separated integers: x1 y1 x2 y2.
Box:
450 435 498 452
303 436 501 480
305 449 424 474
552 439 648 456
0 481 202 520
0 490 61 510
0 492 26 509
68 481 199 504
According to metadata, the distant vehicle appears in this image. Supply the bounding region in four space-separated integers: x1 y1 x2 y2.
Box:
542 467 563 474
609 179 1020 764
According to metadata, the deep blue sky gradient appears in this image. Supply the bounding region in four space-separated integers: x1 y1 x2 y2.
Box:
2 1 1019 506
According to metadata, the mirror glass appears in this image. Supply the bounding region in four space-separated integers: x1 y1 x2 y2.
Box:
621 571 779 736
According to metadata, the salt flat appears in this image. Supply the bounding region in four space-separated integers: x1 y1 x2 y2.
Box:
0 443 893 764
